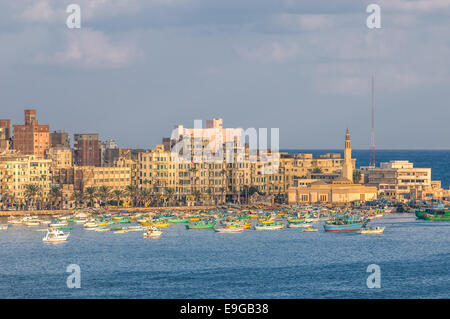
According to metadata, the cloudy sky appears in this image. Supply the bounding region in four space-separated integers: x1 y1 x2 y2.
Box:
1 0 449 149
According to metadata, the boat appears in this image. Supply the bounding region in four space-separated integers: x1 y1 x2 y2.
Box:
254 223 284 230
143 226 162 238
186 221 216 229
415 204 450 220
214 227 244 233
323 217 365 232
0 224 9 230
288 222 314 228
358 226 385 234
43 228 69 242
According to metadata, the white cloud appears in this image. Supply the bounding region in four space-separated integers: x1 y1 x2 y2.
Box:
36 29 141 68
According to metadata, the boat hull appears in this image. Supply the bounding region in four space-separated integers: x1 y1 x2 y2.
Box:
323 222 363 232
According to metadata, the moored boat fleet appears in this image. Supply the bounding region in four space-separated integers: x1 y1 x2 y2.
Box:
0 204 401 242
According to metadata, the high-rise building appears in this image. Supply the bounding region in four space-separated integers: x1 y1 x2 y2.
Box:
13 110 49 157
0 119 11 151
73 133 101 166
0 119 11 139
50 131 70 148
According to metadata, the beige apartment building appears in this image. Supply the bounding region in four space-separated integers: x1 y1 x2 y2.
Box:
47 146 73 169
361 160 432 200
0 152 52 202
74 157 132 191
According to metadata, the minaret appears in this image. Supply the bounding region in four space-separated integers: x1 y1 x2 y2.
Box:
342 128 353 181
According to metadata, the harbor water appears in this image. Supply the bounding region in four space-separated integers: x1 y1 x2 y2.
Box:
0 214 449 298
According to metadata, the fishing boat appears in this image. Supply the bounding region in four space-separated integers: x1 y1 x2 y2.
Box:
0 224 9 230
254 223 284 230
143 226 162 238
43 228 69 243
323 216 365 232
415 204 450 220
358 226 385 234
288 222 314 228
186 221 216 229
214 227 244 233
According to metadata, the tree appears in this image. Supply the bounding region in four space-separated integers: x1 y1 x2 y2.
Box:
112 189 123 207
139 188 151 207
312 167 323 174
85 186 98 207
125 185 139 207
24 184 41 210
166 188 175 206
97 186 111 207
71 190 84 208
353 170 362 183
48 185 62 209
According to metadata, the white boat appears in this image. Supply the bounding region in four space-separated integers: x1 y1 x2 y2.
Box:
143 226 162 238
358 226 385 234
24 221 40 226
254 224 284 230
43 228 69 242
214 227 244 233
288 222 314 228
0 224 9 230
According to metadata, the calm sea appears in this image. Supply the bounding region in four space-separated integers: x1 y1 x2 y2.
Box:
283 149 450 189
0 214 449 298
0 150 449 299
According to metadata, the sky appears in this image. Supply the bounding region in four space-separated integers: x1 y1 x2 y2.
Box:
0 0 449 150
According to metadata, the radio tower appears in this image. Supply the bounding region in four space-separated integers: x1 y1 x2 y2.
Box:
369 75 376 167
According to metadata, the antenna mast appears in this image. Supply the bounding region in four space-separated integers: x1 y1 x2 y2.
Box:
370 75 375 167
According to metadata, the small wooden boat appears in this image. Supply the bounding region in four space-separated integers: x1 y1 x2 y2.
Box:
214 227 244 233
254 223 284 230
0 224 9 230
288 222 314 228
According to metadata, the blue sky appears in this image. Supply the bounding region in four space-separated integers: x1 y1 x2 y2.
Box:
1 0 449 149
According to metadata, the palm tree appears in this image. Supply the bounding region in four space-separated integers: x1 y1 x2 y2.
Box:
24 184 41 210
112 189 123 207
48 185 62 209
97 186 111 207
85 186 98 207
125 185 139 207
166 188 175 206
353 170 362 183
139 188 151 207
71 190 85 208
